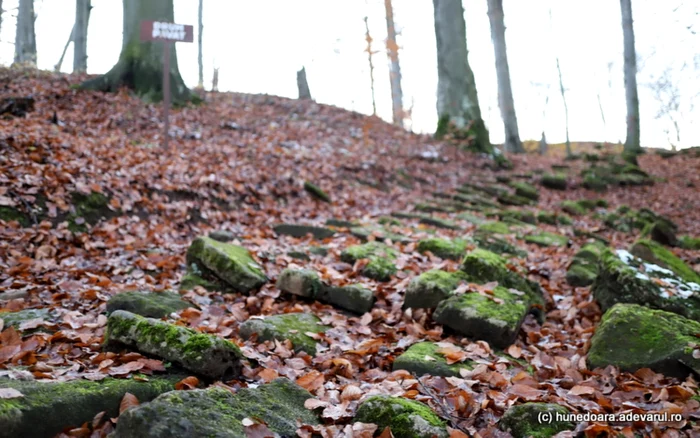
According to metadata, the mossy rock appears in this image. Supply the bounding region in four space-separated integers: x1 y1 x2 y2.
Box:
325 218 359 228
566 242 605 287
536 211 572 225
287 250 311 261
630 239 700 284
354 395 448 438
583 173 608 191
185 237 267 293
524 232 569 247
510 182 539 201
418 215 461 230
560 200 587 216
273 223 335 240
208 229 235 242
318 284 375 314
499 403 574 438
642 218 679 247
587 304 700 378
416 237 468 261
113 378 320 438
392 342 473 377
105 310 243 379
592 249 700 321
472 231 526 257
680 236 700 250
106 291 192 318
179 263 228 292
378 216 402 226
476 221 514 236
455 212 488 225
303 181 331 203
540 173 567 190
308 245 329 256
497 192 533 207
341 242 398 282
349 225 411 244
67 191 117 233
434 286 531 348
0 374 183 438
404 270 468 309
498 209 536 225
239 313 328 355
0 308 50 331
276 269 325 298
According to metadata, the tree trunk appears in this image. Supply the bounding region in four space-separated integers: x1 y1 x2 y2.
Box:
539 131 548 156
620 0 640 151
14 0 37 66
297 67 311 100
80 0 191 104
363 16 377 116
487 0 523 153
433 0 490 153
197 0 203 88
384 0 403 127
555 57 572 157
73 0 91 73
55 25 74 72
0 0 4 38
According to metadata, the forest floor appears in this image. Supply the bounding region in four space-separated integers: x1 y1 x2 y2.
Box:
1 67 700 437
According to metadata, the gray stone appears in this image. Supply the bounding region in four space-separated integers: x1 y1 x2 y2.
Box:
106 291 192 318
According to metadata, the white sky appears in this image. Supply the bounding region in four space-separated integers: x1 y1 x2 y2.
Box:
0 0 698 148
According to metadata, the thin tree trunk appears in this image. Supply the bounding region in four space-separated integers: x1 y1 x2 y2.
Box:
487 0 523 153
363 16 377 116
539 131 548 156
297 67 311 100
55 25 74 72
14 0 37 66
0 0 4 38
80 0 191 104
197 0 203 88
73 0 90 73
556 57 572 157
620 0 641 151
433 0 491 153
384 0 403 127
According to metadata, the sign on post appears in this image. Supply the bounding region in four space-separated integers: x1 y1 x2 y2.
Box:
140 21 194 149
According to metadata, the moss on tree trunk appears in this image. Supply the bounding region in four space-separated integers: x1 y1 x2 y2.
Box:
80 0 193 105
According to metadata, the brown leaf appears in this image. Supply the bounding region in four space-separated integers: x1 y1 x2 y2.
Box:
119 392 139 414
175 376 200 390
296 370 324 392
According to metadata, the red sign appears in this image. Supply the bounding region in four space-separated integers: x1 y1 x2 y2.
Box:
140 20 193 43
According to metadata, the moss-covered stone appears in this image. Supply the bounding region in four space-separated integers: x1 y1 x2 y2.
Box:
566 242 605 287
416 238 468 261
318 284 375 314
583 173 608 192
404 270 467 309
354 395 448 438
680 235 700 250
630 239 700 284
0 308 50 330
392 342 473 377
276 269 324 298
434 286 530 348
456 212 488 225
592 249 700 321
113 378 320 438
587 304 700 378
341 242 398 282
472 231 526 257
498 209 536 225
325 218 359 228
499 403 574 438
106 291 192 318
239 313 328 355
540 173 567 190
536 211 572 225
497 192 533 207
179 263 227 292
308 245 329 256
560 200 587 216
208 229 235 242
185 237 267 293
509 182 539 201
0 375 182 438
418 215 461 230
67 191 116 233
303 181 331 203
273 223 335 240
524 232 569 247
287 250 311 261
378 216 402 226
643 218 679 247
477 221 513 236
105 310 243 379
349 225 411 244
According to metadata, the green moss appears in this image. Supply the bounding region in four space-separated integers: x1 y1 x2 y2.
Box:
630 239 700 284
341 242 398 281
179 263 227 292
418 215 461 230
536 211 572 225
472 231 526 257
509 182 539 201
560 200 586 216
319 284 375 314
239 313 327 354
499 403 574 438
524 232 569 247
416 237 468 261
404 270 467 309
276 269 325 298
583 173 608 191
540 173 567 190
67 191 114 232
303 181 331 203
106 291 191 318
355 395 447 438
0 206 30 227
272 224 335 239
378 216 402 226
393 342 473 377
499 209 536 225
680 235 700 250
477 221 513 235
349 225 410 243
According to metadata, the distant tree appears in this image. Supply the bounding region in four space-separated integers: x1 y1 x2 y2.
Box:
73 0 91 73
297 67 312 100
0 1 4 37
197 0 203 89
14 0 37 66
384 0 404 127
556 57 572 157
620 0 641 151
487 0 523 153
211 66 219 92
433 0 491 153
363 16 378 116
81 0 192 104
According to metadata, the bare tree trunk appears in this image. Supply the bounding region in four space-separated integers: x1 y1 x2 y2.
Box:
80 0 192 104
55 25 74 72
620 0 641 151
433 0 491 153
297 67 311 100
556 57 572 157
384 0 403 127
73 0 91 73
487 0 523 153
14 0 37 66
363 16 377 116
211 66 218 92
0 0 4 37
539 131 548 156
197 0 203 88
